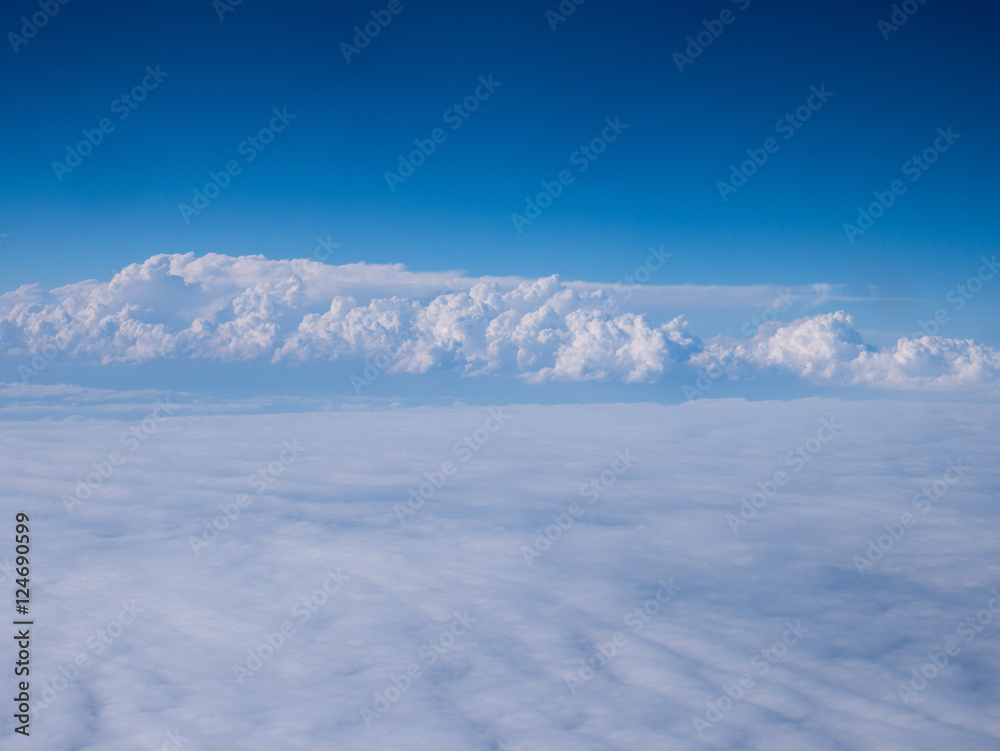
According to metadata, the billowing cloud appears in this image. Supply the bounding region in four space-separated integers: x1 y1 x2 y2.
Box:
693 311 1000 391
0 254 701 383
1 254 998 391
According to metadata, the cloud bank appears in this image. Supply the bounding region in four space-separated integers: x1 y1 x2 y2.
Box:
5 398 1000 749
1 253 997 391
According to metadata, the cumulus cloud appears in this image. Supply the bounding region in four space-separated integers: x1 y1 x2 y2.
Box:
693 311 1000 391
1 253 998 391
0 254 701 383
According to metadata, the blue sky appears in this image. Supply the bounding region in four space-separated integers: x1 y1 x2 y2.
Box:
1 0 998 397
3 0 998 288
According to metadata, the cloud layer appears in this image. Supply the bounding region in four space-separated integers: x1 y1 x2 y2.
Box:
5 397 1000 749
1 253 997 391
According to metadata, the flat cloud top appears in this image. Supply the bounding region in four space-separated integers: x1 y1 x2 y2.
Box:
1 252 997 392
9 398 1000 749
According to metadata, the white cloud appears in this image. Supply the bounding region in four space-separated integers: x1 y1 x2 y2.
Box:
1 254 998 391
6 397 1000 749
694 311 1000 391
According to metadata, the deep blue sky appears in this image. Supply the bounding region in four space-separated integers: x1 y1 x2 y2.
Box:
1 0 998 306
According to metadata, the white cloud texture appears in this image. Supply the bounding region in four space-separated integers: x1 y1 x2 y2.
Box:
1 253 998 390
3 397 1000 749
693 311 1000 390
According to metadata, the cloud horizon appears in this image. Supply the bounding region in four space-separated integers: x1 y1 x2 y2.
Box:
1 252 997 394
